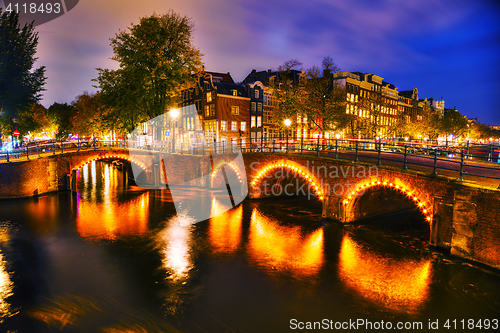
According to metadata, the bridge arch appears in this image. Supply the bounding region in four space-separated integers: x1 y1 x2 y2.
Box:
71 153 148 172
250 160 324 200
340 179 433 223
212 161 244 186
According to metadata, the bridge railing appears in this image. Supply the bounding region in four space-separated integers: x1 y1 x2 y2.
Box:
1 137 499 187
0 138 244 162
246 137 500 188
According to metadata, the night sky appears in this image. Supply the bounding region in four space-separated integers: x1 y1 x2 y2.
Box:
7 0 500 125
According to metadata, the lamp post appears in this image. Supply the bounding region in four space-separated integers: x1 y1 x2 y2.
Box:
170 108 179 153
284 118 291 154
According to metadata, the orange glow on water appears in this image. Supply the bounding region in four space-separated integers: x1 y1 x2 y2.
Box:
247 209 323 278
76 192 150 240
209 199 243 254
339 235 431 313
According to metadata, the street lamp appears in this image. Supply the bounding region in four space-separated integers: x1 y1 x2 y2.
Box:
284 118 291 153
170 108 179 153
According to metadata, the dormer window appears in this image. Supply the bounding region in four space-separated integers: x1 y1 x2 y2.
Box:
255 89 259 98
232 90 237 96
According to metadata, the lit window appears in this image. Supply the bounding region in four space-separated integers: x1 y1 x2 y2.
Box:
206 92 212 102
251 116 256 128
221 121 227 131
241 122 246 131
210 104 215 116
257 116 262 127
263 95 268 105
231 121 237 131
205 105 210 117
233 90 237 96
268 96 273 106
231 106 239 115
255 89 259 98
251 102 256 112
257 103 262 112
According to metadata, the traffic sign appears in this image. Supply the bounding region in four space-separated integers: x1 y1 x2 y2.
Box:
165 130 170 137
13 130 20 136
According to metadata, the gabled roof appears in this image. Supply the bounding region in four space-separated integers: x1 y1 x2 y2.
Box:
213 82 248 97
205 71 234 84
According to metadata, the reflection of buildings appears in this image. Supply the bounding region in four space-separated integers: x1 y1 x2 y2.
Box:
247 209 323 278
0 227 13 320
209 199 243 254
76 162 149 239
339 235 431 313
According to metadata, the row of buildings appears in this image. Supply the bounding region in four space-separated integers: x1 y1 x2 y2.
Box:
140 68 448 146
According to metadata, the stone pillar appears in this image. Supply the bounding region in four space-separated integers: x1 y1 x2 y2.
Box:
450 188 477 259
71 169 77 192
432 196 454 249
322 195 344 222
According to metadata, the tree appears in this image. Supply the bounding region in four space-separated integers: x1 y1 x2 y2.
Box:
300 57 347 137
440 108 468 139
271 59 303 133
47 102 75 140
71 91 110 138
94 10 204 134
0 9 46 135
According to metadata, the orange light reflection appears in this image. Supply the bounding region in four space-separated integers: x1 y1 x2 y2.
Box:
209 199 243 254
247 209 323 278
76 192 149 240
339 235 431 313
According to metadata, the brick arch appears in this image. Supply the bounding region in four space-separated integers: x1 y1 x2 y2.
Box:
71 153 148 172
212 161 244 186
341 178 433 223
250 159 324 200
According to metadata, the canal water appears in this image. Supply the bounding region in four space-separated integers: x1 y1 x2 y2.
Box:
0 161 499 332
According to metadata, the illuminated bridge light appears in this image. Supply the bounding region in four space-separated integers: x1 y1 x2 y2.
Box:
343 180 432 223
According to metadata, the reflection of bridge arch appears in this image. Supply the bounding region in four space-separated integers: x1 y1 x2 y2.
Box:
72 153 147 172
341 179 433 223
250 160 324 200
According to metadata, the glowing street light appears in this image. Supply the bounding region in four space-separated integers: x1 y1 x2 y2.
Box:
284 119 291 154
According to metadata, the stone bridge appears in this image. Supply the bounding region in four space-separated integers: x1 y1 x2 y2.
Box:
1 149 499 269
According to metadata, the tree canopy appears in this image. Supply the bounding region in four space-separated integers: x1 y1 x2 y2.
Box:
0 8 46 135
94 10 204 134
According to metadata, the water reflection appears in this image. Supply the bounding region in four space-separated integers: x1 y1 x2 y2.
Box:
338 235 431 313
247 209 323 278
158 214 195 282
76 161 150 239
209 199 243 254
0 225 13 322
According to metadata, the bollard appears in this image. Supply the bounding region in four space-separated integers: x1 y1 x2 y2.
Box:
403 145 408 169
316 137 320 157
459 149 465 181
301 137 304 155
433 149 438 176
335 139 338 159
354 141 359 162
